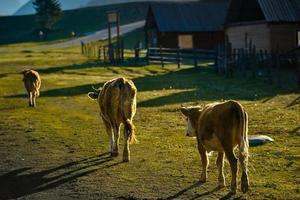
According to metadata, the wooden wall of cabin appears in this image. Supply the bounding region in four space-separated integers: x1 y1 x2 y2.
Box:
225 23 271 51
157 31 224 49
269 23 300 52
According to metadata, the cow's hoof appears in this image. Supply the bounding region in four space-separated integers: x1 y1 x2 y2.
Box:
111 152 119 157
241 175 249 193
199 177 207 183
218 181 226 188
229 188 237 195
199 174 206 183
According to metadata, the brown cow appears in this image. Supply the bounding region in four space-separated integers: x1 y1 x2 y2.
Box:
21 69 41 107
88 77 137 162
181 100 249 194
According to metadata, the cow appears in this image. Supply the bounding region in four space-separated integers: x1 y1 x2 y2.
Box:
88 77 137 162
21 69 41 108
180 100 249 194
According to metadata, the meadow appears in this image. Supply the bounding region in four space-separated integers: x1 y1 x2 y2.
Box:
0 43 299 200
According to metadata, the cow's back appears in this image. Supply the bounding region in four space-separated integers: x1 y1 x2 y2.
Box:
23 70 41 93
198 101 246 149
99 78 137 124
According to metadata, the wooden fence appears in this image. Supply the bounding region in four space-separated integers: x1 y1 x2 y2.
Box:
216 40 300 89
81 41 125 64
147 47 217 68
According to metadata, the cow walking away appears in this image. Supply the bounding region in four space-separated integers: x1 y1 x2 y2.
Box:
22 69 41 107
88 77 137 162
181 100 249 194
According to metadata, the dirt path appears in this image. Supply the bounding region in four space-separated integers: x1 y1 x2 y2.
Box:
37 20 145 49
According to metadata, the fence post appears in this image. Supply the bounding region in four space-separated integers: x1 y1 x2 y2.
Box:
98 46 102 61
296 49 300 88
276 52 281 88
177 47 181 68
193 48 198 69
146 47 150 65
103 46 107 62
81 41 84 55
160 46 164 68
214 47 218 72
121 40 124 63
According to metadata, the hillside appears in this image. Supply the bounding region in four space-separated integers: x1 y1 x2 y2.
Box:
14 0 198 16
0 0 26 16
0 2 149 44
14 0 91 16
87 0 199 7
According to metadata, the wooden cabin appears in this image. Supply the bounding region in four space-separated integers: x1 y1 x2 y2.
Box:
226 0 300 52
145 1 230 49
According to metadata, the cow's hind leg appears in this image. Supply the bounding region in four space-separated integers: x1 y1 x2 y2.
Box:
28 92 33 107
123 120 133 162
32 93 37 107
111 124 120 157
239 152 249 193
216 152 225 188
198 142 208 183
102 118 116 157
224 149 238 194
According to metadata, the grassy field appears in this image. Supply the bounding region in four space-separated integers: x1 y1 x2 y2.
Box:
0 43 299 200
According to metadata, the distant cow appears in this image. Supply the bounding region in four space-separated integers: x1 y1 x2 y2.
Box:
88 77 137 162
181 100 249 194
21 69 41 107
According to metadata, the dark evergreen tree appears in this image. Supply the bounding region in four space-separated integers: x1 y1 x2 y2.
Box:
33 0 63 36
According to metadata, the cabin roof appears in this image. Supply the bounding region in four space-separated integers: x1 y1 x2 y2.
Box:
227 0 300 24
258 0 300 22
148 0 230 32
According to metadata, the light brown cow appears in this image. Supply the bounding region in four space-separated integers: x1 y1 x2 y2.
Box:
181 100 249 194
21 69 41 107
88 77 137 162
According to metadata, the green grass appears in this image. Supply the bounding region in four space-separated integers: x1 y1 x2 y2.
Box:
0 2 148 44
0 44 299 200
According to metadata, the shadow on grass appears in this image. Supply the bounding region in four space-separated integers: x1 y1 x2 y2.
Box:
7 82 104 98
134 67 285 107
6 67 298 106
163 182 222 200
38 59 147 75
286 95 300 108
38 61 107 74
0 152 122 200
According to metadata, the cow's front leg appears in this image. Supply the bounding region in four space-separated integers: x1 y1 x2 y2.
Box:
32 94 36 107
112 124 120 157
28 92 33 107
216 152 225 188
198 142 208 183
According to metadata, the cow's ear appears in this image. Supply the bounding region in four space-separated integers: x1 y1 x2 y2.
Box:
88 92 98 100
180 107 190 117
21 69 29 74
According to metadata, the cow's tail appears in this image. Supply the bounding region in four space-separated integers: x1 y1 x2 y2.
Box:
124 118 137 144
239 109 249 193
117 78 137 144
33 81 40 97
239 110 249 159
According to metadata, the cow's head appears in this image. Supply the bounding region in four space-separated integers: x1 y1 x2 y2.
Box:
87 86 101 100
180 106 202 137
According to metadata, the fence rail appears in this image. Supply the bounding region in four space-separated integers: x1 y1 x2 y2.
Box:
147 47 217 68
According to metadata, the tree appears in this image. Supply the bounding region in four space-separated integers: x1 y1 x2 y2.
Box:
33 0 63 37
